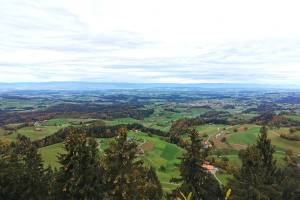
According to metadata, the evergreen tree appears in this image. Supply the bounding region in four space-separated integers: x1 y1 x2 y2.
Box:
0 138 51 200
279 157 300 200
172 129 222 200
102 128 162 200
21 144 50 200
143 166 163 199
256 126 278 184
51 132 104 200
0 141 25 200
228 126 281 200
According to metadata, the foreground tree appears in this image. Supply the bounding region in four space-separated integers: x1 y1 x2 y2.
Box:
228 126 282 200
102 128 162 200
0 141 25 200
21 144 50 199
0 138 51 200
280 157 300 200
51 131 105 200
171 129 222 200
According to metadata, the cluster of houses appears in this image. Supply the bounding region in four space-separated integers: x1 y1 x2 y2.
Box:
33 120 48 131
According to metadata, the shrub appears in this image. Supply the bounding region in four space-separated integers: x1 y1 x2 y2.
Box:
159 165 166 172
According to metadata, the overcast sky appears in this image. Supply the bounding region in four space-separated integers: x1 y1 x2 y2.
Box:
1 0 300 85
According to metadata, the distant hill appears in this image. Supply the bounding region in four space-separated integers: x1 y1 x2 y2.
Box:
0 82 298 91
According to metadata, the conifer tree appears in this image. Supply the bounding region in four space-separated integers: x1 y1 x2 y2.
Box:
143 166 163 199
52 132 104 200
21 144 50 200
229 126 281 200
102 128 162 200
0 138 51 200
280 157 300 200
256 126 278 184
0 140 25 200
172 129 222 200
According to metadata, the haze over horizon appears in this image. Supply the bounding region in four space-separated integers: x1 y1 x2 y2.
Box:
1 0 300 85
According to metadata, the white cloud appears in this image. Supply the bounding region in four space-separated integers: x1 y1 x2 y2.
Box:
0 0 300 85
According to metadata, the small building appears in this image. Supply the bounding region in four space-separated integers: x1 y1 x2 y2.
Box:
202 161 218 174
34 121 41 127
203 140 212 149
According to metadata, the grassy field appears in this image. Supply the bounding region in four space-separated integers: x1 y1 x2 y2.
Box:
1 111 297 192
126 131 183 191
287 115 300 122
104 118 141 126
269 130 300 154
104 107 209 132
38 130 183 192
1 126 62 142
39 143 65 169
196 124 229 136
227 125 261 145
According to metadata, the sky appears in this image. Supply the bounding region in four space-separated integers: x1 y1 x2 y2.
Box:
1 0 300 85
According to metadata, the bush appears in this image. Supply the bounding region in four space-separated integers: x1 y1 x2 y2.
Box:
159 165 166 172
280 133 300 141
221 157 229 162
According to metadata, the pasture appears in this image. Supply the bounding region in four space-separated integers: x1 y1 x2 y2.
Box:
0 125 61 142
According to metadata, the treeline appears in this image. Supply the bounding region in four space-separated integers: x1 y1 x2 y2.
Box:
0 103 154 125
29 110 300 149
242 102 282 114
168 111 234 145
32 123 168 148
280 127 300 141
251 112 300 127
0 128 163 200
1 126 299 199
2 122 32 132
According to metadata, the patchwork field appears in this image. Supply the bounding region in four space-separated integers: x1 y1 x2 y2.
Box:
1 97 300 195
36 129 183 192
0 125 61 142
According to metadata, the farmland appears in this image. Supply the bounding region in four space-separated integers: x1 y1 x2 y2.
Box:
1 88 300 194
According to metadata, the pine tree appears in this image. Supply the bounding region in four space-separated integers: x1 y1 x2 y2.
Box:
172 129 222 200
102 128 162 200
279 156 300 200
256 126 278 184
143 166 163 199
0 138 51 200
51 132 104 200
21 144 50 200
0 141 25 200
228 126 281 200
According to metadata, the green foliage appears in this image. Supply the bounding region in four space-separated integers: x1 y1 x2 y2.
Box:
279 157 300 200
228 126 284 200
21 145 50 199
51 131 104 200
171 129 222 200
102 128 163 200
0 142 25 200
0 138 51 200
